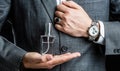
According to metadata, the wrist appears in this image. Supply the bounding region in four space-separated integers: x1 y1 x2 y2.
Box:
83 20 92 38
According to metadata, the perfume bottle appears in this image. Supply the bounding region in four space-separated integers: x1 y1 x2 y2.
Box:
40 23 55 54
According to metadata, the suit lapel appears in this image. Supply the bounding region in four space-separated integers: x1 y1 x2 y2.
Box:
41 0 57 22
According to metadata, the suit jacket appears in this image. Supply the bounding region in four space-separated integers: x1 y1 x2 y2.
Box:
0 0 120 71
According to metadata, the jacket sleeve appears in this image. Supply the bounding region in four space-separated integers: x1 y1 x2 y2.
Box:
104 0 120 55
0 0 27 69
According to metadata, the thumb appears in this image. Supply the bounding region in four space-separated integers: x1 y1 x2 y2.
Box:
23 52 42 63
40 54 54 62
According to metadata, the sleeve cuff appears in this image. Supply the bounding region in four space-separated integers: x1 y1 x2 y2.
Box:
94 21 105 45
0 36 27 69
104 21 120 55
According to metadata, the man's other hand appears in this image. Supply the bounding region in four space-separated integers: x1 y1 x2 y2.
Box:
55 1 92 38
23 52 80 69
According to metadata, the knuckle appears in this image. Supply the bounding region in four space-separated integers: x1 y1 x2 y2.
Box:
57 4 62 9
62 14 66 18
63 27 68 32
63 14 69 21
56 5 60 9
67 9 72 14
55 11 58 15
65 8 70 13
47 62 53 66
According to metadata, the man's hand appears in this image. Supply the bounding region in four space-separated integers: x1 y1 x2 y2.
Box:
55 1 92 37
23 52 80 69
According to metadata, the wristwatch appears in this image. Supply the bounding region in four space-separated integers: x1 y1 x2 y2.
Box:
88 21 100 41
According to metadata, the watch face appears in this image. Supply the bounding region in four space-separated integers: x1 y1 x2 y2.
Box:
89 25 99 37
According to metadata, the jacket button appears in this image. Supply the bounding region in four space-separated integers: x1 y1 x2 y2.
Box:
60 46 68 52
113 49 120 53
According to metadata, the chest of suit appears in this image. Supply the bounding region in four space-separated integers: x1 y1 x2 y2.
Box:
12 0 109 52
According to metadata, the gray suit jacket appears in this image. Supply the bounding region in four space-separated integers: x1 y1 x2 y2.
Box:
0 0 120 71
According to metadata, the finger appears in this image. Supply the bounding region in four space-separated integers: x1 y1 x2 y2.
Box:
62 1 80 9
57 4 70 13
55 11 64 19
53 52 71 58
48 52 80 65
58 52 80 60
55 24 64 32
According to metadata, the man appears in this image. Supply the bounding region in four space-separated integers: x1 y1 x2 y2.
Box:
0 0 120 71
